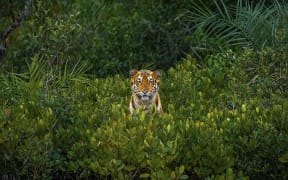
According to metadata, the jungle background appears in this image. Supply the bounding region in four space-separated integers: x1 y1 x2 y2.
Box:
0 0 288 179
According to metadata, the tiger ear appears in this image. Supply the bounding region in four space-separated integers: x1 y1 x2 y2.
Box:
129 69 138 77
154 70 161 78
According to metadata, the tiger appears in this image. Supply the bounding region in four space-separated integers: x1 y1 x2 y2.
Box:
129 69 163 114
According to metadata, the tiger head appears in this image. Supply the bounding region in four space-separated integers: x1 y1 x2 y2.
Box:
129 69 161 101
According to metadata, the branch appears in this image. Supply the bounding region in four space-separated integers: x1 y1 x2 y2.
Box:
0 0 33 62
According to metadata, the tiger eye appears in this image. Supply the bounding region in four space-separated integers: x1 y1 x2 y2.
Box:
137 78 142 83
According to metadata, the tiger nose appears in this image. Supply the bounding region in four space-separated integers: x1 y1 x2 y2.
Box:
143 90 148 94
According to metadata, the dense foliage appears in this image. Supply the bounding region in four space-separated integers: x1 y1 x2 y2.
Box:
1 0 287 76
1 48 287 179
0 0 287 179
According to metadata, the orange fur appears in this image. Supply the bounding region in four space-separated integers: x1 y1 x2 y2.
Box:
129 69 163 114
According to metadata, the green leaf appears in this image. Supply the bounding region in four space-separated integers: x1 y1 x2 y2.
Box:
140 173 150 178
180 175 189 180
179 165 185 175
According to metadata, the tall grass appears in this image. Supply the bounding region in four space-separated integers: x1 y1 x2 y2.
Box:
0 55 89 106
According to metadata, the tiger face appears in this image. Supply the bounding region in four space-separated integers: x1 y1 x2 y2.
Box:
129 69 163 114
130 69 160 101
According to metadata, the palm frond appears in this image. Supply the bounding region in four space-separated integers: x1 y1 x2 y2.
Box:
185 0 288 54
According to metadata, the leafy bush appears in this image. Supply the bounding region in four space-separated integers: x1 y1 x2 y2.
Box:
1 48 287 179
2 0 189 76
1 0 287 77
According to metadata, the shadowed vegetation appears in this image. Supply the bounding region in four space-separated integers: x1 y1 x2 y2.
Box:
0 0 287 179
